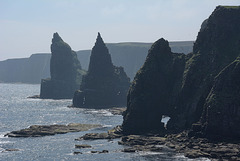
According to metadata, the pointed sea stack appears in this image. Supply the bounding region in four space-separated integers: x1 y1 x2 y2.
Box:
40 33 82 99
72 33 130 108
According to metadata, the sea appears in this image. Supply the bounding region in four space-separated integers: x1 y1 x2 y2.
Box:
0 83 210 161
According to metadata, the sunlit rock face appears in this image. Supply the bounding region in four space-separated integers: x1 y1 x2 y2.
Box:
122 6 240 137
40 33 82 99
72 33 130 108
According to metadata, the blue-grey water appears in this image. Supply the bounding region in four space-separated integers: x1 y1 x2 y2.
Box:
0 83 209 161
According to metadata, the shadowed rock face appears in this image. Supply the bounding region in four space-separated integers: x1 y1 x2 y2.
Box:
122 38 186 134
40 33 82 99
199 57 240 139
122 6 240 138
171 6 240 130
73 33 130 108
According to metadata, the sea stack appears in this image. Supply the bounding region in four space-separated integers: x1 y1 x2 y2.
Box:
122 6 240 138
72 33 130 108
122 38 186 134
40 33 82 99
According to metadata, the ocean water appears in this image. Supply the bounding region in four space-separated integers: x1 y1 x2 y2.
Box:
0 83 209 161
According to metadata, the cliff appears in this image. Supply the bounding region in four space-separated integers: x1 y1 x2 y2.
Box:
73 33 130 108
122 6 240 138
168 5 240 131
40 33 83 99
197 57 240 139
0 54 50 84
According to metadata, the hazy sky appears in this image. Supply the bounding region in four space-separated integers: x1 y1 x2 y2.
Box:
1 0 240 60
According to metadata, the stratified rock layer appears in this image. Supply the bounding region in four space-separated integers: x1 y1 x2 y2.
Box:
40 33 82 99
72 33 130 108
122 6 240 138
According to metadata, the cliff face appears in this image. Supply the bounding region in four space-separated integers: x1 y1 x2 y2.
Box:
122 6 240 137
168 6 240 130
73 33 130 108
199 57 240 139
40 33 82 99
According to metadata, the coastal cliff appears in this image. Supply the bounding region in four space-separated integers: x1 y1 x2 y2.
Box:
40 33 83 99
72 33 130 108
122 6 240 138
197 57 240 139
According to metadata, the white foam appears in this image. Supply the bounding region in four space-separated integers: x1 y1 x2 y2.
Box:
86 109 114 116
102 125 112 128
0 141 11 144
138 151 164 155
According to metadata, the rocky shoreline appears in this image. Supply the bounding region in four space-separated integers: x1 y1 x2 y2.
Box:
5 123 101 137
76 127 240 160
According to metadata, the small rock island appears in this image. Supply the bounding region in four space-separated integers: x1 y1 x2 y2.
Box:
40 33 83 99
72 33 130 108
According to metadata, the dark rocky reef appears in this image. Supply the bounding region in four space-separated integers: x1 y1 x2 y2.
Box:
40 33 83 99
122 5 240 139
5 123 101 137
72 33 130 108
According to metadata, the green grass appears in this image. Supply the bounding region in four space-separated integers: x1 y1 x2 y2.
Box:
221 6 240 9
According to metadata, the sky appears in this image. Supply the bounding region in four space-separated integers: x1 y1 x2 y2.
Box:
0 0 240 61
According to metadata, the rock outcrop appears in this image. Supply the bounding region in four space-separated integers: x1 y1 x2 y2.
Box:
40 33 83 99
72 33 130 108
5 123 101 137
122 5 240 139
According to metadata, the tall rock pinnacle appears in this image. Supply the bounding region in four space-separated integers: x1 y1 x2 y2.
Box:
40 32 82 99
73 33 130 108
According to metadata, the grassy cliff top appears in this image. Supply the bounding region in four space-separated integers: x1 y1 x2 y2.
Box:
221 6 240 9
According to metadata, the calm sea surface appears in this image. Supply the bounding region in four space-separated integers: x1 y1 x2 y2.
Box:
0 83 209 161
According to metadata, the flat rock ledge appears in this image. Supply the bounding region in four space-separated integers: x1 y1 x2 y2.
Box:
27 95 40 99
75 125 122 141
5 123 101 137
77 127 240 160
68 106 126 116
108 107 126 115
